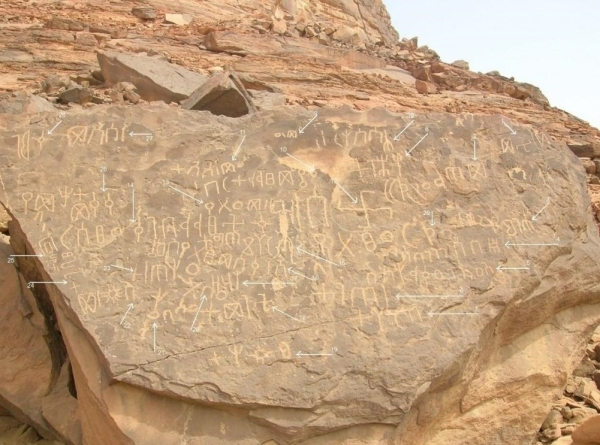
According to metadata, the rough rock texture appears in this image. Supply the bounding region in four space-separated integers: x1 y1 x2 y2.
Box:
182 71 256 117
1 0 600 444
1 103 600 444
97 51 207 104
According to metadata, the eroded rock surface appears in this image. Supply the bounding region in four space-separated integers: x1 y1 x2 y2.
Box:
1 104 600 444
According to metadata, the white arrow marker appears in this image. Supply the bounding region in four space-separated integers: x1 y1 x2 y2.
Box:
129 131 152 137
505 241 559 247
405 133 429 156
152 323 157 352
9 253 44 258
396 293 464 299
502 120 517 135
427 311 479 317
110 264 133 272
286 152 315 172
243 280 295 287
297 245 342 267
130 188 136 222
120 303 134 326
299 111 318 134
168 184 203 205
28 280 67 287
47 120 62 135
393 120 414 141
190 295 207 332
272 306 302 322
288 267 318 282
473 138 477 160
532 199 550 221
296 351 333 357
101 172 107 192
496 265 530 271
231 134 246 161
333 180 358 204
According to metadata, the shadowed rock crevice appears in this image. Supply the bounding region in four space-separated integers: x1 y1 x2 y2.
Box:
6 209 68 394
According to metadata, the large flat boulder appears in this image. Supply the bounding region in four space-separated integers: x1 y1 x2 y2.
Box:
97 51 207 104
0 105 599 445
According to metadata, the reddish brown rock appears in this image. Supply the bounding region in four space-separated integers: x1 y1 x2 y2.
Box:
415 79 437 94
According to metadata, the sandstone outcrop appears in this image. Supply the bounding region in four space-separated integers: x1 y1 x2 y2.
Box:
1 0 600 444
1 103 600 444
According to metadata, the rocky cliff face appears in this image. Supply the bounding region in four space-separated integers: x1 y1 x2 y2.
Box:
1 1 600 445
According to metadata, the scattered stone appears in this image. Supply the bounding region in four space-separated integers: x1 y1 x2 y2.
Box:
331 25 359 44
91 69 104 83
541 409 564 431
41 74 71 95
413 65 432 82
572 415 600 444
0 92 55 115
580 158 597 175
595 161 600 177
97 51 207 104
114 81 137 93
451 59 470 70
46 16 84 31
542 425 562 441
58 85 92 104
272 17 287 34
123 90 140 104
182 70 256 117
164 13 193 26
487 70 501 76
568 142 600 159
415 79 437 94
131 7 156 20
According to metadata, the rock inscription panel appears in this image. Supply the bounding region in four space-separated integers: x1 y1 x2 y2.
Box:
0 105 589 431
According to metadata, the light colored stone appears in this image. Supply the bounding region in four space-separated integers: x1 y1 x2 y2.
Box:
272 18 287 34
58 86 92 104
164 13 193 26
331 25 360 44
451 59 470 70
581 158 597 174
97 51 207 104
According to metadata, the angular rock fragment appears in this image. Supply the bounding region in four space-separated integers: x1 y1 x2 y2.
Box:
58 86 92 105
97 51 206 104
415 79 437 94
0 92 55 115
131 7 156 20
182 71 256 117
164 13 193 26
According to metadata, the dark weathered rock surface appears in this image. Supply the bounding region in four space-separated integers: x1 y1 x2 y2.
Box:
1 104 599 444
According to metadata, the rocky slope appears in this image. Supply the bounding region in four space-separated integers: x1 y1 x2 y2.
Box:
1 1 600 445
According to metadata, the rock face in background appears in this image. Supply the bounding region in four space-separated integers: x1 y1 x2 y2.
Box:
1 104 600 444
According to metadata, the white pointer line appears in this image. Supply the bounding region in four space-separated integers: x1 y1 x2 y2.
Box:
272 306 302 322
405 133 429 156
393 120 414 141
168 184 203 204
296 245 341 267
190 296 207 331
